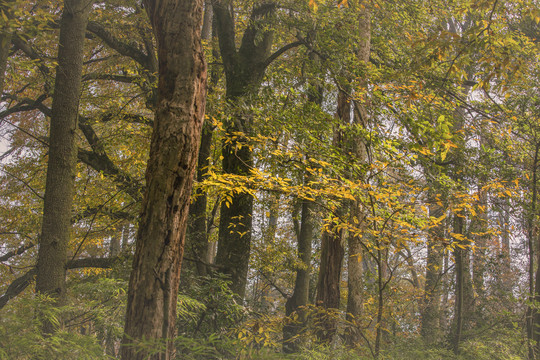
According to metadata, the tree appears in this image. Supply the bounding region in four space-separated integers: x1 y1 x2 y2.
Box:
35 0 93 334
120 0 207 358
212 0 301 297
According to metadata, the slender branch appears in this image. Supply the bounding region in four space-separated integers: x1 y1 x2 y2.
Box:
258 269 290 299
82 73 138 83
0 168 44 199
77 149 142 201
0 242 36 262
263 40 303 68
87 21 152 71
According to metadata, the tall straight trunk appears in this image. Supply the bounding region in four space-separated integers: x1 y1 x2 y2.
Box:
452 214 464 354
121 0 207 359
471 180 488 323
35 0 92 334
449 74 474 354
213 0 275 298
185 122 213 277
451 212 474 354
498 201 512 293
420 190 444 342
346 2 371 345
440 247 450 330
282 72 321 351
529 143 540 358
533 202 540 358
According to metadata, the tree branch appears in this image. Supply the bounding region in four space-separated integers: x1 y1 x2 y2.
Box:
0 268 36 310
87 21 153 71
82 73 138 83
263 40 303 69
0 242 36 262
77 148 142 202
212 0 238 72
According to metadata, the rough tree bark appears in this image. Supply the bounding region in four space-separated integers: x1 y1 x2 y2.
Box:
120 0 207 359
35 0 92 334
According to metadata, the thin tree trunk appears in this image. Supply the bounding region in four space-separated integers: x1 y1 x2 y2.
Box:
109 231 121 257
472 179 488 323
498 201 512 293
420 191 444 343
35 0 92 335
185 124 212 277
452 214 465 354
121 0 207 359
346 2 371 346
529 143 540 359
374 248 386 358
452 211 475 354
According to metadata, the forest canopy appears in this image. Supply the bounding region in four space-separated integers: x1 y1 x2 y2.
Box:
0 0 540 359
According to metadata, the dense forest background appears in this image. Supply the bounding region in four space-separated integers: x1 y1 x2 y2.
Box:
1 0 540 358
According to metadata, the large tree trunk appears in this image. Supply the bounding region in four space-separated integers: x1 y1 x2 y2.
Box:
213 0 275 298
121 0 207 359
35 0 92 334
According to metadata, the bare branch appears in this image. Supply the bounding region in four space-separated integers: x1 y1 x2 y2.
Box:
0 242 36 262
